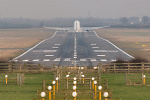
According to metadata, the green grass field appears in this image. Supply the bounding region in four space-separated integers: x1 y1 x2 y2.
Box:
0 72 150 100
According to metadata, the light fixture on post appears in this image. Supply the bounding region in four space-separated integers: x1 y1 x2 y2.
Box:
98 86 102 100
72 91 77 100
94 80 97 99
55 77 59 91
5 75 8 85
48 86 52 100
41 92 46 100
66 74 70 90
92 77 95 90
103 92 109 100
52 81 56 99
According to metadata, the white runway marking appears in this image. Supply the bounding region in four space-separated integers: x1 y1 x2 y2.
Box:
23 60 29 62
33 50 57 52
43 59 50 62
54 58 61 61
92 47 99 49
64 58 71 61
91 44 96 45
45 55 54 57
55 44 60 45
80 59 86 61
33 59 39 62
94 50 118 53
44 50 57 52
90 59 97 61
101 59 107 62
97 55 106 57
12 31 58 60
74 57 77 59
13 60 18 62
111 59 117 62
52 47 59 49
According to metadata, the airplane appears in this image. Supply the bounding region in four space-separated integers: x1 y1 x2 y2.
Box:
44 20 110 32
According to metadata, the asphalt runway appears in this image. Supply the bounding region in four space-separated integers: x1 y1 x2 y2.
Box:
13 31 134 67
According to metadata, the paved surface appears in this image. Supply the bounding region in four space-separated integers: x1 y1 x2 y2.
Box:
13 31 134 67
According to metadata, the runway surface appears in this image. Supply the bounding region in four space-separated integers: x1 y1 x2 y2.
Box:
13 31 134 66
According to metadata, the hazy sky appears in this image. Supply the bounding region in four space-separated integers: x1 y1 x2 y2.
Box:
0 0 150 19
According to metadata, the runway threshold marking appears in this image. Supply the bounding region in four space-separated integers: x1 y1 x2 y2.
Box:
43 59 50 61
101 59 107 62
45 55 54 57
64 58 71 61
52 47 59 49
80 59 86 61
92 47 99 49
54 58 61 61
33 59 39 62
97 55 105 57
23 60 29 62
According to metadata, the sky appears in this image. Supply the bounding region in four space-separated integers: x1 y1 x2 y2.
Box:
0 0 150 19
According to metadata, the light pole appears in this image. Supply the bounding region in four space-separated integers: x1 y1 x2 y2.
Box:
92 77 95 90
72 91 77 100
103 92 109 100
41 92 46 100
52 81 56 99
48 86 52 100
66 75 70 90
73 85 77 92
143 75 146 85
81 75 85 84
94 80 97 99
56 77 59 91
5 75 8 85
98 86 102 100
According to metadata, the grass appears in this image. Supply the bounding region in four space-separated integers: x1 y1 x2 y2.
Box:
0 72 150 100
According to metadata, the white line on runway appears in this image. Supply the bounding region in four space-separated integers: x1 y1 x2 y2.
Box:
80 59 86 61
64 58 71 61
94 31 134 58
91 44 96 45
111 59 117 62
43 59 50 61
44 50 57 52
23 60 29 62
52 47 59 49
92 47 99 49
12 31 58 60
33 59 39 62
90 59 97 61
55 44 60 45
54 58 61 61
45 55 54 57
101 59 107 62
97 55 106 57
94 50 118 52
13 60 18 62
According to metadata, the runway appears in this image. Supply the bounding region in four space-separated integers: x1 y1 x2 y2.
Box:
12 31 134 66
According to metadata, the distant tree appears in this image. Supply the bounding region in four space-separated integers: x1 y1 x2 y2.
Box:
120 17 129 25
142 16 149 24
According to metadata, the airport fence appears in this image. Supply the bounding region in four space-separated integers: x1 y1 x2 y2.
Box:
0 62 150 73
